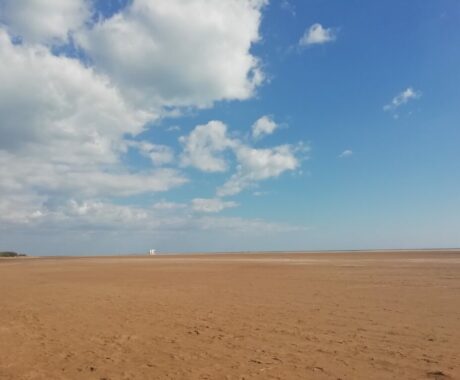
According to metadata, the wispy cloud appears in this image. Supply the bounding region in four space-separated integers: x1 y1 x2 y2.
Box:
253 191 269 197
299 23 337 46
280 0 296 16
153 201 186 210
384 87 421 112
166 125 181 132
191 198 238 213
339 150 353 158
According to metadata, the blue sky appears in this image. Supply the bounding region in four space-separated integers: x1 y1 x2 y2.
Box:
0 0 459 255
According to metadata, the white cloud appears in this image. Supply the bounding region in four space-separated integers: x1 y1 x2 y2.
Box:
196 216 307 233
191 198 238 213
166 125 181 132
299 23 336 46
0 30 152 160
153 201 186 210
217 144 306 197
76 0 266 109
3 196 158 229
0 193 305 242
235 145 301 180
129 141 175 166
0 205 309 257
179 120 236 172
180 119 307 196
64 199 149 226
384 87 421 112
339 149 353 158
0 1 310 251
0 0 269 220
0 30 186 226
251 115 278 139
0 0 90 44
280 0 296 16
253 191 268 196
0 152 187 198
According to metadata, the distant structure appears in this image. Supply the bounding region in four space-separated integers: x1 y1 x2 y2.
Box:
149 249 156 256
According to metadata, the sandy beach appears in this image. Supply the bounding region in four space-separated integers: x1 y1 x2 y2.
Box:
1 251 459 379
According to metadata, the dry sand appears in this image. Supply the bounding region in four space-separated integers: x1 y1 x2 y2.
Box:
1 251 459 379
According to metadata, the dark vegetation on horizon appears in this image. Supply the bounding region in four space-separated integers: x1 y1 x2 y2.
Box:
0 251 27 257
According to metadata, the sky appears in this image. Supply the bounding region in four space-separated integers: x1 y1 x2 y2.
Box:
1 0 459 255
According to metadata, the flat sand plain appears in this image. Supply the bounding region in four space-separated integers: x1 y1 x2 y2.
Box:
1 251 459 380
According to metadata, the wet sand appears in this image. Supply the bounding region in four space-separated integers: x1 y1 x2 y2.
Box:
1 251 459 379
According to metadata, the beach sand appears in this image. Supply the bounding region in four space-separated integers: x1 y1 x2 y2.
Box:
1 251 459 379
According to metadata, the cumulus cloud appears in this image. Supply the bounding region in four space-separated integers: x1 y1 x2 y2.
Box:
153 201 186 210
191 198 238 213
0 0 270 230
179 119 307 196
339 149 353 158
251 115 278 139
0 194 148 229
76 0 266 109
0 1 310 252
0 0 90 44
3 174 185 220
64 199 149 226
129 141 175 166
217 144 306 197
0 30 152 159
0 29 186 225
0 152 186 198
383 87 421 112
179 120 236 172
0 193 304 245
299 23 336 46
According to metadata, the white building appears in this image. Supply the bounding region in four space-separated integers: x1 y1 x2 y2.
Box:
149 249 156 256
